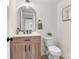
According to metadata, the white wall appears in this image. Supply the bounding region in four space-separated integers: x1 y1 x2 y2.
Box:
7 0 17 36
8 0 58 37
32 3 58 55
8 0 58 55
57 0 71 59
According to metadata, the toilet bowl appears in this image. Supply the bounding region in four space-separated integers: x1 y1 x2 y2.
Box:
44 37 61 59
48 46 61 59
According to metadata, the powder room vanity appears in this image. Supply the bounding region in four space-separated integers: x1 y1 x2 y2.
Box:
7 1 42 59
10 34 41 59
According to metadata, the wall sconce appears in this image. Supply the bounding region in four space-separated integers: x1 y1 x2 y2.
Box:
25 0 30 8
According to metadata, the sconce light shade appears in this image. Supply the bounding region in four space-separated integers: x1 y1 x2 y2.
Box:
25 0 30 3
25 0 30 8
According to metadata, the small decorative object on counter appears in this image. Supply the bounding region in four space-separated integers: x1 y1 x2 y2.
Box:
16 28 20 34
19 31 24 34
16 28 25 34
38 19 43 30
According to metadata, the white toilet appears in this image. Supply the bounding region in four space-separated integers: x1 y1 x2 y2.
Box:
44 37 61 59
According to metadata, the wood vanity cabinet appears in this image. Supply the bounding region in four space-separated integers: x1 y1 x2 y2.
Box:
11 36 41 59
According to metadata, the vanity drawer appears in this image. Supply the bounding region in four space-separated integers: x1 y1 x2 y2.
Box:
12 36 41 43
12 37 32 43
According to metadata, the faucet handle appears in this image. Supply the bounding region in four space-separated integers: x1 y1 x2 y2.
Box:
29 30 32 34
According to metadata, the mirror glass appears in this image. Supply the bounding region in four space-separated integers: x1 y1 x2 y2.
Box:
17 6 36 33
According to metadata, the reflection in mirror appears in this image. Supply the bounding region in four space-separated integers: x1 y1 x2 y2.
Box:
17 6 36 34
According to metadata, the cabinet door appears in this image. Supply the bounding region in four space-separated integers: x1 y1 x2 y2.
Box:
25 43 31 59
11 42 26 59
26 43 31 59
31 39 41 59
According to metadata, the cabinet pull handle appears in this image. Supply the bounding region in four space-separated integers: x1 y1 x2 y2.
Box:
29 45 31 52
25 45 27 52
25 40 30 41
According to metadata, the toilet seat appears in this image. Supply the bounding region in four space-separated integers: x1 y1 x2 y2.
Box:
48 46 61 56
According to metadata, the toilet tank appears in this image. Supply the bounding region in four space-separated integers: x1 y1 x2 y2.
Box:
44 36 56 46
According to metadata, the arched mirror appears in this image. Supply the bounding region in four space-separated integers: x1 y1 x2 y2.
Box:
17 6 36 34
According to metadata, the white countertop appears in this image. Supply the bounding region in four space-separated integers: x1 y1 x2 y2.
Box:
8 34 41 38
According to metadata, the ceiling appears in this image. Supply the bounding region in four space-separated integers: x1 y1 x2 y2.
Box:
30 0 61 3
34 0 61 4
16 0 62 5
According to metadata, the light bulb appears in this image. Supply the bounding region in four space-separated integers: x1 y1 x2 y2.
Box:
26 3 30 8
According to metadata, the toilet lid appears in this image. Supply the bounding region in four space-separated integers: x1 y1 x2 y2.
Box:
48 46 61 55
